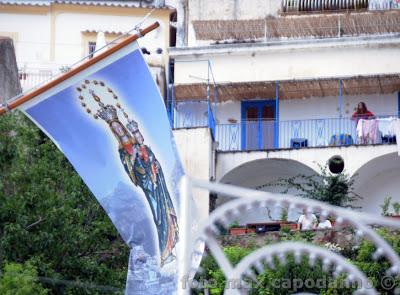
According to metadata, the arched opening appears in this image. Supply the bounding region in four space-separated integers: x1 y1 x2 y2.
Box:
217 158 317 224
352 152 400 215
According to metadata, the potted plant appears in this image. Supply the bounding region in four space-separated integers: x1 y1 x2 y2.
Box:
229 220 247 235
279 208 297 231
381 196 391 217
392 202 400 219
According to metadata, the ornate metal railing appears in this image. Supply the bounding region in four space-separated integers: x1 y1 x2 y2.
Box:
179 177 400 295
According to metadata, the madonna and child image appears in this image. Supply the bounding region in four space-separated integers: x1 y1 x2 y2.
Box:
76 79 179 266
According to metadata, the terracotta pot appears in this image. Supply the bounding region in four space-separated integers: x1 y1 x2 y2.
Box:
246 228 256 234
230 227 247 236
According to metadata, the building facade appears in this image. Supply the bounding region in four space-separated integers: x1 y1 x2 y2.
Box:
170 0 400 223
1 0 400 223
0 0 176 93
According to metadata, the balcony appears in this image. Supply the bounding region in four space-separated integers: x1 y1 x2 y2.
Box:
282 0 400 13
18 69 55 92
216 115 399 152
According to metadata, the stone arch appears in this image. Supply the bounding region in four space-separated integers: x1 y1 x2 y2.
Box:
219 157 318 188
351 152 400 214
217 158 318 224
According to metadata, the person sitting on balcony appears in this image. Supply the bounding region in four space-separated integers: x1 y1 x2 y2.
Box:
351 102 375 124
297 208 317 230
317 215 332 230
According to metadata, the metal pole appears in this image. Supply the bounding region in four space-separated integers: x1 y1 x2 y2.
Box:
214 84 217 123
207 61 211 129
339 79 343 118
275 81 280 149
177 176 192 295
166 62 171 126
171 81 175 128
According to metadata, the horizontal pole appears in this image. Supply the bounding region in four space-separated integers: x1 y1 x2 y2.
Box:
0 21 160 116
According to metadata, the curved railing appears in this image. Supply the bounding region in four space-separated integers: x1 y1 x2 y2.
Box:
179 178 400 295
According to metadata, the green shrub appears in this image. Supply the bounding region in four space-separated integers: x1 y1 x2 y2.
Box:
393 202 400 215
197 229 400 294
381 196 392 216
0 262 48 295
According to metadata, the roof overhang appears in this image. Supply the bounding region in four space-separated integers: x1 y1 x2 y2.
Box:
0 0 174 10
169 33 400 58
174 74 400 102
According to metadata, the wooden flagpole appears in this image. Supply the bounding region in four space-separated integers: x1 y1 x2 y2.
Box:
0 21 160 116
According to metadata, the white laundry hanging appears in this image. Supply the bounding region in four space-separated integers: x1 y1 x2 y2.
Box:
377 117 396 136
393 119 400 156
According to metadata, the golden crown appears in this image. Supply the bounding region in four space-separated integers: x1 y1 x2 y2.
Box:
76 80 141 137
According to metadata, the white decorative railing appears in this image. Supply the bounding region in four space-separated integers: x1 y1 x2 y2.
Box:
282 0 400 12
179 177 400 295
18 69 55 92
369 0 400 10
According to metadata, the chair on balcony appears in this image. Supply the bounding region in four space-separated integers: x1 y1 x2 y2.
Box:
290 138 308 149
329 134 354 146
382 135 397 144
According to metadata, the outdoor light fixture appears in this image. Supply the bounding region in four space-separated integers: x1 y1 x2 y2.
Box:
328 155 345 174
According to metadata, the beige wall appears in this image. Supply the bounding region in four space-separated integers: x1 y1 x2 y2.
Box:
189 0 281 21
0 4 172 71
173 128 213 219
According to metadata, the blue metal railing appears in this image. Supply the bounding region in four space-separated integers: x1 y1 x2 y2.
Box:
167 59 217 138
216 115 399 152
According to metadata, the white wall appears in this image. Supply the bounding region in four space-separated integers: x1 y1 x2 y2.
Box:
0 7 170 72
187 0 281 46
173 42 400 84
54 13 167 66
280 93 398 120
0 12 51 67
215 145 400 219
173 128 213 220
189 0 281 21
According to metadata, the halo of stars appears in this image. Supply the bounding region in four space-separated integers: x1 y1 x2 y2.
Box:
76 80 130 120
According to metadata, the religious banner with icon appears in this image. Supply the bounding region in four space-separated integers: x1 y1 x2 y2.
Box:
17 35 184 293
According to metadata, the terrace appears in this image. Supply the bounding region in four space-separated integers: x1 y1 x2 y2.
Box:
168 74 400 152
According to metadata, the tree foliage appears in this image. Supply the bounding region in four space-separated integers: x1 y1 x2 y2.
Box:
0 111 129 294
260 165 361 208
0 262 48 295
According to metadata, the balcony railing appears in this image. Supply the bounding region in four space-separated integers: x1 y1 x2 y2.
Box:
216 115 399 152
19 70 55 91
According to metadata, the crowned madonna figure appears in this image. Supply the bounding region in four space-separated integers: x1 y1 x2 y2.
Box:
78 84 179 266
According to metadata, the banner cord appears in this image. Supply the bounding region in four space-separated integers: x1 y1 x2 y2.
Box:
67 8 155 70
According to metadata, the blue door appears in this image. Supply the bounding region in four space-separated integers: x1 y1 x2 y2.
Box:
241 100 277 150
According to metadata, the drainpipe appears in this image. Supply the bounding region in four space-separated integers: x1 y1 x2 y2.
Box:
175 0 188 47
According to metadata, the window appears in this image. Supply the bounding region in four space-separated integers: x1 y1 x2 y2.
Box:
88 41 96 59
